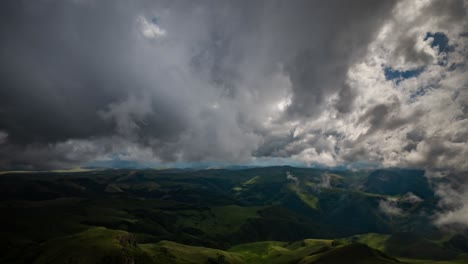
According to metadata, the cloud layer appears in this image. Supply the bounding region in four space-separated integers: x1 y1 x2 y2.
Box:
0 0 467 171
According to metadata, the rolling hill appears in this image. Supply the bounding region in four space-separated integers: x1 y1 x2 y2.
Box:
0 167 466 263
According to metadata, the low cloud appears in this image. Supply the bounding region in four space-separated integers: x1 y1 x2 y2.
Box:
402 192 423 204
318 174 331 188
286 171 299 186
436 202 468 226
379 199 404 217
432 172 468 226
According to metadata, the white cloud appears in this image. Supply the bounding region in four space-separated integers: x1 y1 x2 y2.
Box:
436 204 468 226
276 96 292 112
402 192 424 203
286 171 299 185
137 15 166 39
319 173 331 188
379 199 404 217
316 0 468 171
434 183 468 226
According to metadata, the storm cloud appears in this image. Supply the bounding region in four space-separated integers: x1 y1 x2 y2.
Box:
0 0 467 172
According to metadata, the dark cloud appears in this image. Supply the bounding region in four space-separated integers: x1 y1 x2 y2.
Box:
426 0 467 25
355 99 423 143
277 0 396 118
334 84 357 114
0 1 138 144
0 0 466 171
253 129 297 158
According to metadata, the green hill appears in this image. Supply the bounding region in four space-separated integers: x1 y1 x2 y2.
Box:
2 227 414 264
33 227 152 264
0 167 465 263
299 243 401 264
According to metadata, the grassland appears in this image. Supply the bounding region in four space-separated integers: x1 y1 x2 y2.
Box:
29 227 404 264
1 167 466 263
34 227 152 264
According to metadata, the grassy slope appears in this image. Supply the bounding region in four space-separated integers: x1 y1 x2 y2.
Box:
400 256 468 264
289 184 319 209
34 227 152 264
141 241 244 264
141 238 400 264
22 228 408 264
339 233 390 251
229 239 334 263
299 243 400 264
175 205 262 236
7 225 468 264
341 233 468 264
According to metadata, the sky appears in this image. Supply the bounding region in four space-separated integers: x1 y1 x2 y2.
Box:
0 0 467 172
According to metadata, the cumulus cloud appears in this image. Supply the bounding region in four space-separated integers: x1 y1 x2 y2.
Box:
0 0 467 171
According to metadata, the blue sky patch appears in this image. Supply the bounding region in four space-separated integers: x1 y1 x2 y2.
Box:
424 32 454 54
384 67 424 84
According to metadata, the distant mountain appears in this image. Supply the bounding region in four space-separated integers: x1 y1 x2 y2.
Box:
363 169 434 199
